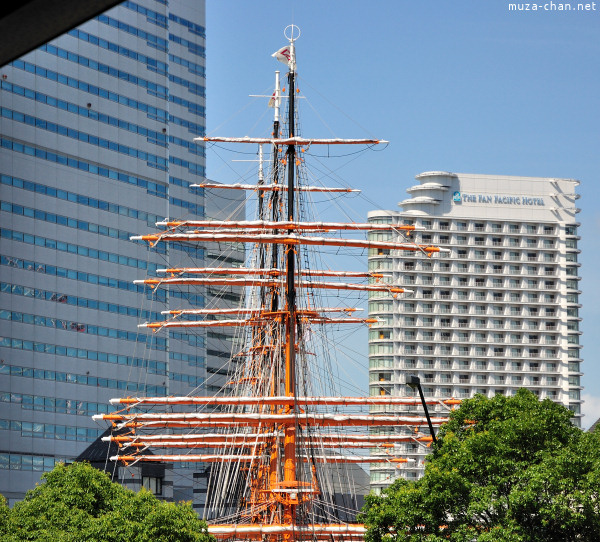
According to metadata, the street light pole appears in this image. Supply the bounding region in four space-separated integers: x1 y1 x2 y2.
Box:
407 375 437 445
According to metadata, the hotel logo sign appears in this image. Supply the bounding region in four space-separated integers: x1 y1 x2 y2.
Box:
455 193 545 206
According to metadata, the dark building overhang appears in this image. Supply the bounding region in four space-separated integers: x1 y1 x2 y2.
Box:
0 0 123 67
76 426 165 479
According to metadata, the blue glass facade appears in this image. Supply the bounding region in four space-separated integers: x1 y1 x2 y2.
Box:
0 0 240 506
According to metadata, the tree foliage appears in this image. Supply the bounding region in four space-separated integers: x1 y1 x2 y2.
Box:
0 462 214 542
361 389 600 542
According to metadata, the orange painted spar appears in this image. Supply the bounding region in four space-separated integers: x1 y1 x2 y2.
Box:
201 135 386 145
112 454 413 464
137 277 407 293
105 432 434 443
109 423 446 432
110 441 422 449
105 432 434 445
107 437 433 448
193 181 362 193
132 231 442 253
101 412 449 426
140 317 378 329
108 395 460 407
206 522 367 538
158 267 387 278
156 219 416 232
161 307 362 315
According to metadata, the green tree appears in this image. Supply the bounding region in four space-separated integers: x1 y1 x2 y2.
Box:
361 389 600 542
0 462 214 542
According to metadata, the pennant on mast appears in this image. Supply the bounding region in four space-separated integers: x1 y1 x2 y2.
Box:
272 45 292 65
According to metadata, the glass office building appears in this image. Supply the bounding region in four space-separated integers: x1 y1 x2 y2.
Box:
0 0 243 507
367 172 582 488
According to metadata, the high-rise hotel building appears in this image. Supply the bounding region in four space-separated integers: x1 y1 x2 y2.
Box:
367 172 582 487
0 0 243 506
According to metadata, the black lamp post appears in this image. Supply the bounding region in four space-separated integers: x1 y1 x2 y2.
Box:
407 375 437 445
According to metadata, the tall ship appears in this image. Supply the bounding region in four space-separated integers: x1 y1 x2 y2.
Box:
94 27 455 540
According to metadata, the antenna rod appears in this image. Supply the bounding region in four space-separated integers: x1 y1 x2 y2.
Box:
270 71 282 313
274 70 281 123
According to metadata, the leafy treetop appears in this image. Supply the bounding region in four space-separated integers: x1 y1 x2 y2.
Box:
0 461 214 542
361 389 600 542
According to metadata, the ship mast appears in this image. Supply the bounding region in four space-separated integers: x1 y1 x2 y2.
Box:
94 25 456 541
283 28 298 532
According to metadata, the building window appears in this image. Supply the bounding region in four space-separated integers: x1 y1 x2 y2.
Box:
142 476 163 496
569 390 581 400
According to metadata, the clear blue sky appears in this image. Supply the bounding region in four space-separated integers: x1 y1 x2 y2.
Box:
205 0 600 426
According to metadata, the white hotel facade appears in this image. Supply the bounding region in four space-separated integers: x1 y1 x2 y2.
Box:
367 172 582 487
